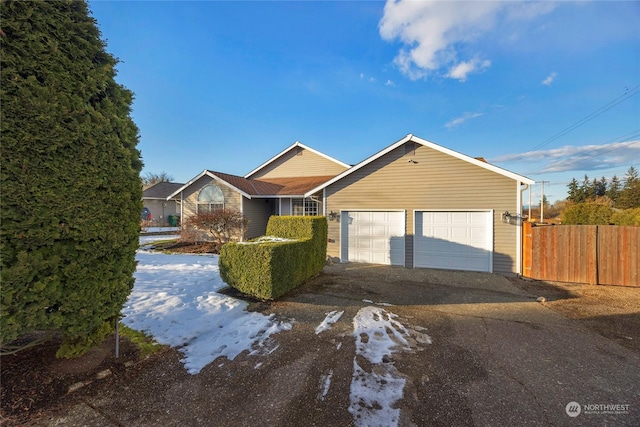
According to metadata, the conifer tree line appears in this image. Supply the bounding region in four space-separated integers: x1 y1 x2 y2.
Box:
565 166 640 209
1 1 142 355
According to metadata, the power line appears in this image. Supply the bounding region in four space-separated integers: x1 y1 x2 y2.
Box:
522 130 640 176
526 85 640 153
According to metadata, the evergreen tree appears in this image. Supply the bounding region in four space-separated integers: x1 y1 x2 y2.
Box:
578 174 591 202
618 166 640 209
595 176 607 197
606 175 621 203
567 178 580 203
1 1 142 355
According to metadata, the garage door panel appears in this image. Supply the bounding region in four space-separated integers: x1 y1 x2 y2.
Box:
451 227 468 239
341 211 405 266
415 211 492 272
355 238 371 250
432 212 448 223
431 227 450 240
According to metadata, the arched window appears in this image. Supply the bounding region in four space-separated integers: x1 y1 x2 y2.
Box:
197 184 224 213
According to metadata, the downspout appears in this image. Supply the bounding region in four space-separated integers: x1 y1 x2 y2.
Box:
180 191 184 229
517 183 530 275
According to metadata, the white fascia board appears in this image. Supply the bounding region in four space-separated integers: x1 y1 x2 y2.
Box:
165 170 209 200
254 195 305 199
244 141 350 179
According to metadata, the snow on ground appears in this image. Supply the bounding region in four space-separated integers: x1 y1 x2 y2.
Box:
315 310 344 334
237 236 297 245
142 227 180 233
125 250 291 374
318 370 334 401
139 234 179 245
348 306 430 427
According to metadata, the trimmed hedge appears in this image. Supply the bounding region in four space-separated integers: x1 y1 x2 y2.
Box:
219 216 328 300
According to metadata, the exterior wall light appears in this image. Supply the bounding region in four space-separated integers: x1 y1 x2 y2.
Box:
502 211 512 223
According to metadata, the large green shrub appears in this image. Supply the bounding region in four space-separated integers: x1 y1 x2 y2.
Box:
611 208 640 226
1 1 142 356
561 203 614 225
219 216 328 300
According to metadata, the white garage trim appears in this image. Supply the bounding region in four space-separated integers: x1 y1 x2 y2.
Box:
413 210 493 273
340 210 405 266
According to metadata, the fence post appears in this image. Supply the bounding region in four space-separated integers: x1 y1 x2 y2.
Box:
595 225 599 285
522 221 532 278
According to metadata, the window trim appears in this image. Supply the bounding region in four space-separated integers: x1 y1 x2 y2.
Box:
197 184 225 214
292 197 319 216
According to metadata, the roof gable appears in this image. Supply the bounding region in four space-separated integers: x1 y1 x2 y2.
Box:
304 134 535 196
244 141 350 179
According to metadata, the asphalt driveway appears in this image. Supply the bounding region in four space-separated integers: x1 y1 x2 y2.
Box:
45 263 640 426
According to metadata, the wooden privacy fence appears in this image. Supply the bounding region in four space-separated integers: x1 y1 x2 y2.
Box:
522 223 639 287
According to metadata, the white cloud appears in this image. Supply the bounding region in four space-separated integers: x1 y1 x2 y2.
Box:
447 58 491 82
490 141 640 173
385 79 395 87
379 0 556 81
542 72 557 86
445 112 484 129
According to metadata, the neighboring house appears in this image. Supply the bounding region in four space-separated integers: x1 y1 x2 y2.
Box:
170 134 535 275
142 181 184 226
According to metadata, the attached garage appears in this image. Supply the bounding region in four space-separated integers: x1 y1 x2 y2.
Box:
414 210 493 272
341 211 405 266
314 134 534 275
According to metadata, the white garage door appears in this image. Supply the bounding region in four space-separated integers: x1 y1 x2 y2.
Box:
341 211 405 266
414 211 493 272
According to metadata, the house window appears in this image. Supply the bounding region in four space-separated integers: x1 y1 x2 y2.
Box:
197 184 224 213
292 198 319 216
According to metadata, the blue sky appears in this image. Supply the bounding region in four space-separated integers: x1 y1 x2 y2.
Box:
89 0 639 203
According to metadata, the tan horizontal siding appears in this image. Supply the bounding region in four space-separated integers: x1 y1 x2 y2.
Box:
250 147 347 179
182 176 242 218
280 198 291 215
326 144 522 274
142 199 180 226
242 197 274 239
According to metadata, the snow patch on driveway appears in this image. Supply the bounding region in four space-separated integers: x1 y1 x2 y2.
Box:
349 306 431 427
315 310 344 334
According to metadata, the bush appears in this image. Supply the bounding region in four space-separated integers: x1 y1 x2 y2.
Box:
183 209 248 245
611 208 640 226
1 1 142 356
561 203 614 225
219 216 328 300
